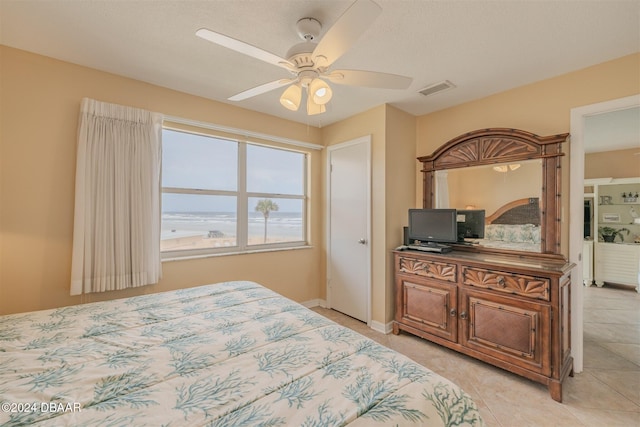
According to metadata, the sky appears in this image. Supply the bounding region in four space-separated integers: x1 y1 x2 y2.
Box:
162 129 305 213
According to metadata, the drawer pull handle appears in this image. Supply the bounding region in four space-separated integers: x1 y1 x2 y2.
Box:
497 276 506 287
450 308 457 317
460 311 468 320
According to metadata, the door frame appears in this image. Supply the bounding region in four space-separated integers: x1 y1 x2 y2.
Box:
569 93 640 373
325 136 372 325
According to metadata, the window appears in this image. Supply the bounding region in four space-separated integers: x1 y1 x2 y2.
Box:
161 128 307 257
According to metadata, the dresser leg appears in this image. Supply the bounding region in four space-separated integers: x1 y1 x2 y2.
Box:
548 381 563 403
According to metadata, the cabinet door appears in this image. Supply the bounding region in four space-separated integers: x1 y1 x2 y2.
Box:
460 288 551 376
397 274 457 342
594 242 640 287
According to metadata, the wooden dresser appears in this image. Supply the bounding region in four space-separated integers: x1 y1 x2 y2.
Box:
393 249 574 402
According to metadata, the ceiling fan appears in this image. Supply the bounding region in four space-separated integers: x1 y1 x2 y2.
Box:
196 0 412 115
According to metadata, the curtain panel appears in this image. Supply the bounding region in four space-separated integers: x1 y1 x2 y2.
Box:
71 98 163 295
435 170 450 208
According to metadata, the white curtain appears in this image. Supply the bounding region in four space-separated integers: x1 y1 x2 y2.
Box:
71 98 163 295
435 170 450 208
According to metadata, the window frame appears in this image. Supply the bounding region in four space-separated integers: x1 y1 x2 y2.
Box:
161 127 309 259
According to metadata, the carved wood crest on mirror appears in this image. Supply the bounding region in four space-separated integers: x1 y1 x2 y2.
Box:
418 128 568 258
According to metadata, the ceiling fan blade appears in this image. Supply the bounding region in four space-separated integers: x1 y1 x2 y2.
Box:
326 70 412 89
312 0 382 67
228 79 295 101
196 28 295 71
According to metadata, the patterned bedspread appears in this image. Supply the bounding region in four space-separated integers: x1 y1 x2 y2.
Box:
0 281 484 426
478 224 541 252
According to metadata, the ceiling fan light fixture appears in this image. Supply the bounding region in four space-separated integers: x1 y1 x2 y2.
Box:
306 95 326 115
197 0 411 118
280 84 302 111
493 164 521 173
309 78 333 105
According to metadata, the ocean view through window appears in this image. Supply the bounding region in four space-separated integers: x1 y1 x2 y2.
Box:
161 128 307 257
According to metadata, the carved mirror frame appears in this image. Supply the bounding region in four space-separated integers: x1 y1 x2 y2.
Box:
418 128 568 256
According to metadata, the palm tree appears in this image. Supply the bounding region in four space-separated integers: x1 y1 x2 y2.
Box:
255 199 279 243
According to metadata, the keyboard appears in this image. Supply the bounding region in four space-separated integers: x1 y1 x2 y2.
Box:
407 244 452 253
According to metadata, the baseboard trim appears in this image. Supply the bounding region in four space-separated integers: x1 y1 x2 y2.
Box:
302 299 393 334
301 299 326 309
370 320 393 334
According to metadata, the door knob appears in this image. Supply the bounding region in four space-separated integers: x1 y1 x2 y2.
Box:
358 238 367 245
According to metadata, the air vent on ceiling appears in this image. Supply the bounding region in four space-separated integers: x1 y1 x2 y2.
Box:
418 80 456 97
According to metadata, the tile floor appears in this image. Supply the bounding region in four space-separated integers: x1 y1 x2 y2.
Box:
313 284 640 426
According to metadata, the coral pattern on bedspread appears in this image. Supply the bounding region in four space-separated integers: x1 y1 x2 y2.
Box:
0 281 484 426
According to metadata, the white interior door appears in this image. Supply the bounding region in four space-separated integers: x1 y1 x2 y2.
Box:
327 137 371 323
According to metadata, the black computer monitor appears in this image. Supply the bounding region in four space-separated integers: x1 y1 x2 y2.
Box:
408 209 458 244
456 209 486 240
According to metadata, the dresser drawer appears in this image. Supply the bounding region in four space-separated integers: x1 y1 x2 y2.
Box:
462 266 550 301
398 256 457 283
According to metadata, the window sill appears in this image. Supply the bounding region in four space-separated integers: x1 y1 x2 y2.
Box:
161 244 314 263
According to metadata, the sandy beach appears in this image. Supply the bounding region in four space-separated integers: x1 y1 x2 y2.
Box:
161 211 303 251
161 232 295 251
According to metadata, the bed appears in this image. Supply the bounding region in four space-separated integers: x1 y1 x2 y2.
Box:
476 198 541 252
0 281 484 426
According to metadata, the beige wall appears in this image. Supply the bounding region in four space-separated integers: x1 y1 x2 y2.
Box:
383 105 416 323
2 45 638 323
0 45 414 326
417 54 640 154
0 46 323 315
585 148 640 180
321 104 416 326
416 53 640 255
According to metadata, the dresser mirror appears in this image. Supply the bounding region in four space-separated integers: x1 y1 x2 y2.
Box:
434 159 543 253
418 128 568 257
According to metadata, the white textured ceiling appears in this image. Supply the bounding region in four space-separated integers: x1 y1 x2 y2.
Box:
1 0 639 136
